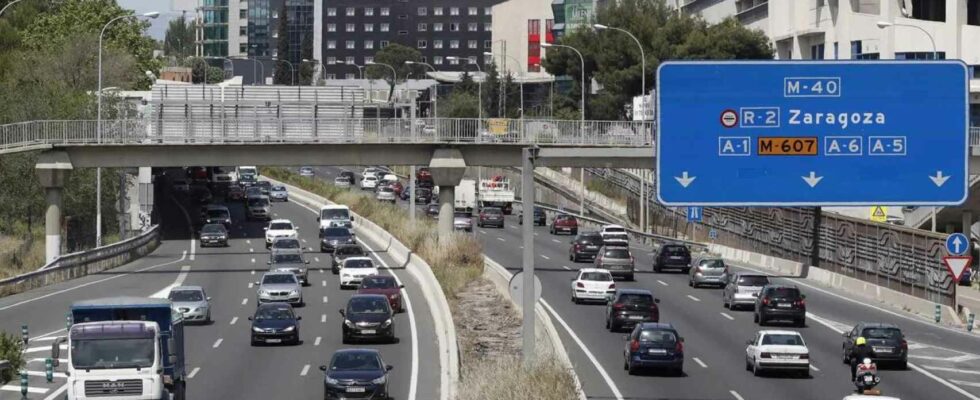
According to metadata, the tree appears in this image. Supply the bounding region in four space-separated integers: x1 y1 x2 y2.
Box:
273 1 291 85
163 14 195 59
368 43 424 99
481 62 502 117
440 91 479 118
186 57 224 84
299 30 315 84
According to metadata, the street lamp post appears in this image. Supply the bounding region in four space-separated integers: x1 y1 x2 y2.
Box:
484 51 524 120
273 57 296 85
97 11 159 247
447 57 482 125
540 43 585 122
0 0 26 17
405 61 438 118
876 21 938 60
366 61 397 103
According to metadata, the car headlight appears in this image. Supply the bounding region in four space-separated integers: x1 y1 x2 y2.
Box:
325 376 339 385
252 326 263 333
192 308 200 312
381 318 392 327
289 289 299 295
344 319 354 327
391 294 399 299
258 289 269 296
371 376 387 385
283 326 295 332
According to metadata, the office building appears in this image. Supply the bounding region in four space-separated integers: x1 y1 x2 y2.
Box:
491 0 556 82
551 0 605 39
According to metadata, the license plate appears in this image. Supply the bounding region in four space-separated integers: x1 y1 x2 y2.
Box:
628 315 644 320
777 303 792 308
874 347 892 353
346 387 366 393
266 339 282 343
361 329 376 335
648 349 667 354
775 354 797 359
863 375 874 383
670 256 682 260
586 246 598 249
588 291 603 295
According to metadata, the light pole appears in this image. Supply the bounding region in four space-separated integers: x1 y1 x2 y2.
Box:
273 57 296 85
302 58 321 85
405 61 438 117
876 21 938 60
541 42 585 122
366 61 397 103
0 0 26 17
447 56 482 124
484 51 524 120
97 11 159 247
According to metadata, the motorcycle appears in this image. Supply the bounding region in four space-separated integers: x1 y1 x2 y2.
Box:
854 358 881 393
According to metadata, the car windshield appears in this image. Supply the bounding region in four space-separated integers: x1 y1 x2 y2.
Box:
248 198 269 207
270 223 292 230
862 327 902 340
256 182 271 188
201 225 225 234
336 246 364 256
71 338 154 369
604 249 631 258
619 293 653 305
348 297 390 314
639 329 678 344
454 212 470 218
323 228 350 237
207 210 228 219
700 259 725 268
578 235 603 244
762 334 805 346
321 209 349 219
605 227 626 233
255 306 294 320
768 288 801 298
262 274 297 284
345 259 374 269
379 188 393 193
580 272 612 281
738 276 770 286
246 188 262 195
274 239 300 249
330 353 382 371
664 246 689 255
360 276 396 289
335 178 348 183
484 208 502 215
169 290 204 302
274 254 303 263
272 186 285 191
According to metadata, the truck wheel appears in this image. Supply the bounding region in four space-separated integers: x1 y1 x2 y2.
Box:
174 381 186 400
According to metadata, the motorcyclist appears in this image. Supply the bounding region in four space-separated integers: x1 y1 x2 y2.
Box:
848 337 877 381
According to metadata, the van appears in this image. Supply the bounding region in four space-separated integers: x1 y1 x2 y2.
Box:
319 205 354 229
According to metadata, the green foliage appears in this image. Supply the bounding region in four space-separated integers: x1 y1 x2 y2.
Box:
274 1 291 85
299 31 315 84
368 43 424 98
163 16 195 59
440 91 480 118
186 58 225 84
0 331 24 384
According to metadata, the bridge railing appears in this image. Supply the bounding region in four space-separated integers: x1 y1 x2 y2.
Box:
0 118 653 152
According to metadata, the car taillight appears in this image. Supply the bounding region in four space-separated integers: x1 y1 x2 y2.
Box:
900 340 908 350
573 244 582 251
760 352 771 359
799 354 809 359
761 297 770 306
630 339 640 352
794 299 806 307
608 283 616 289
675 340 683 353
576 282 585 288
613 303 624 310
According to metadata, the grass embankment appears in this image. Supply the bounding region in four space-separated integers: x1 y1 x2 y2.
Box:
0 226 44 280
264 167 580 400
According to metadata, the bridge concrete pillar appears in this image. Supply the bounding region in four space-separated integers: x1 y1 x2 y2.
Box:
963 211 973 237
946 223 957 234
35 151 73 264
429 149 467 241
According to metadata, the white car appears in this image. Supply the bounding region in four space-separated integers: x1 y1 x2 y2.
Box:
600 224 630 246
339 256 379 289
361 167 380 179
745 330 810 377
334 177 352 189
570 268 615 304
361 175 379 190
264 219 299 248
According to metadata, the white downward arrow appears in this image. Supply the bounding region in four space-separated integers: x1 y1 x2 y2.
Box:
929 171 950 187
675 171 696 188
802 171 823 188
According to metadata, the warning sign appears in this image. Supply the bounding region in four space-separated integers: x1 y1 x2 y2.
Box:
870 206 888 223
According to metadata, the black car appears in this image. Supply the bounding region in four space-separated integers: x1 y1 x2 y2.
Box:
569 232 604 262
653 244 692 273
190 185 212 204
605 289 660 332
519 207 547 226
415 187 433 203
249 303 301 345
425 203 440 217
255 180 273 195
199 223 229 247
333 244 367 274
478 207 505 228
204 206 232 228
842 322 907 369
320 349 392 400
340 294 395 344
754 285 806 327
339 171 356 184
623 322 684 375
321 227 356 253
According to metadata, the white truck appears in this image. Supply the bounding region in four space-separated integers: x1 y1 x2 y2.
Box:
454 179 477 212
478 178 515 214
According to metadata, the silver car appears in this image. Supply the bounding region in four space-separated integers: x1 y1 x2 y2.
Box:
376 187 397 203
269 185 289 202
453 211 473 232
595 246 635 281
722 273 770 310
269 248 310 285
334 176 352 189
256 272 304 306
688 257 729 288
168 286 212 323
299 167 315 177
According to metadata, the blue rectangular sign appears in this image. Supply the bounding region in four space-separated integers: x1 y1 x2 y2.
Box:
656 61 968 206
687 206 703 222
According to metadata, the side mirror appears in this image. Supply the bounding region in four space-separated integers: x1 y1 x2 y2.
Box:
316 217 321 222
296 316 302 320
247 316 253 321
351 216 355 221
167 337 176 356
400 284 405 289
263 227 268 231
622 335 630 341
319 365 327 372
338 309 345 317
679 337 685 343
386 365 394 372
254 281 261 286
305 261 311 264
169 355 177 364
654 298 660 304
266 261 271 265
51 337 67 365
801 294 806 299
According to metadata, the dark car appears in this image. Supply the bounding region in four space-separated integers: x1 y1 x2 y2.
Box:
842 322 907 369
320 349 392 400
238 172 257 187
321 227 356 253
227 185 244 201
569 232 604 262
551 214 579 235
340 294 396 343
478 207 505 228
199 223 229 247
754 285 806 327
246 196 271 221
339 171 356 184
249 303 301 345
244 186 263 202
357 275 405 313
332 244 367 274
519 207 547 226
190 185 212 204
606 288 660 332
623 322 684 375
255 180 273 195
653 244 692 273
960 267 974 286
425 203 440 217
415 187 433 203
272 237 303 252
204 206 232 228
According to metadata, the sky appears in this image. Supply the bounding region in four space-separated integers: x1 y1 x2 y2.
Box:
117 0 192 40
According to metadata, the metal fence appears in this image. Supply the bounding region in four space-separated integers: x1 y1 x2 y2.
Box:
0 225 161 297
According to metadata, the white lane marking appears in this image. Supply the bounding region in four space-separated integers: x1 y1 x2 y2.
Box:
534 232 539 236
0 251 187 311
687 295 701 302
249 248 254 253
809 364 820 372
251 258 255 263
323 296 329 303
248 283 254 289
730 390 745 400
657 280 668 286
190 238 196 261
321 314 327 323
541 255 550 260
314 336 322 346
251 270 255 275
552 239 561 243
42 384 68 400
300 364 311 376
212 338 223 348
241 298 248 305
27 336 58 342
320 269 324 274
24 370 67 379
924 366 980 375
315 257 320 262
720 312 734 321
541 301 623 400
480 230 487 234
949 380 980 389
188 367 201 379
1 386 47 394
693 357 707 368
302 239 307 243
246 240 251 244
322 280 327 287
150 265 192 299
230 317 239 325
25 344 65 354
562 266 570 270
497 237 506 242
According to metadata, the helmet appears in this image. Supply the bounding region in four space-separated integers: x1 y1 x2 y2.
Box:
855 337 867 346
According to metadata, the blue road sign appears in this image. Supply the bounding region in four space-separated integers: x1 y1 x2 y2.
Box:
709 229 718 240
656 61 968 206
687 206 703 222
946 233 970 255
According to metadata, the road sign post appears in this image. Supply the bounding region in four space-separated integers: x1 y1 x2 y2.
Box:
657 61 968 206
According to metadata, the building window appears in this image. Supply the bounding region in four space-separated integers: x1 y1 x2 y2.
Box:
345 73 355 79
468 40 477 49
528 19 541 72
434 40 443 49
346 7 355 16
398 14 408 20
418 23 427 31
450 23 460 32
450 7 459 15
449 57 459 65
484 22 492 32
327 7 336 16
850 40 861 59
380 40 389 48
484 40 492 49
365 24 374 32
468 56 477 65
365 40 374 49
327 40 337 49
326 74 336 79
418 40 428 49
239 9 247 19
365 7 374 16
484 7 492 15
381 7 390 16
468 23 478 32
364 56 374 64
398 30 409 35
327 23 336 32
434 23 443 31
239 43 248 53
346 56 355 64
346 40 355 49
450 40 459 49
970 0 980 26
545 19 554 43
434 7 443 16
468 7 478 15
484 54 493 64
418 7 427 16
346 23 355 32
910 0 945 22
381 23 390 32
327 56 337 65
895 51 945 60
810 43 825 60
239 26 247 36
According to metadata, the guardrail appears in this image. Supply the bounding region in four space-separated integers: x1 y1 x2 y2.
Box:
0 225 161 297
0 118 653 154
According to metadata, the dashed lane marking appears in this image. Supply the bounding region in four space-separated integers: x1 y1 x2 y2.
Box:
693 357 707 368
230 317 238 325
315 336 322 346
687 295 701 302
657 280 668 286
188 367 201 379
300 365 311 376
730 390 745 400
242 298 248 305
212 338 223 348
720 312 734 321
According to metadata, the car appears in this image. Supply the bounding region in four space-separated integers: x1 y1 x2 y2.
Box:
190 185 212 204
425 202 440 217
842 323 908 369
320 227 356 253
361 175 379 190
361 167 381 179
477 207 505 228
380 173 398 183
187 166 208 183
415 187 433 203
416 167 433 182
199 223 229 247
332 244 367 274
249 303 301 345
168 286 212 324
550 214 578 235
569 232 604 262
319 349 393 399
723 273 770 310
570 268 616 304
600 224 629 239
340 294 396 343
595 246 635 281
518 207 547 226
339 170 356 184
272 237 303 252
171 178 190 193
653 244 692 273
606 288 660 332
227 185 244 201
334 176 352 189
246 195 271 220
269 185 289 202
388 181 404 197
238 171 257 187
754 285 806 327
745 330 810 377
244 186 263 202
299 166 315 177
203 205 232 228
960 267 974 286
265 219 299 248
453 211 473 232
623 323 684 375
375 187 397 203
688 257 729 288
357 275 405 313
340 257 380 289
268 249 310 286
319 205 354 230
255 180 272 195
255 271 303 305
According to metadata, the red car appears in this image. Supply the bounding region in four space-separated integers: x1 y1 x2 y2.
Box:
550 214 578 235
389 181 404 197
227 185 244 201
356 275 405 313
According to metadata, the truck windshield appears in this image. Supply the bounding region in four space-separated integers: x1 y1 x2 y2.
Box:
71 338 154 369
321 209 349 220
